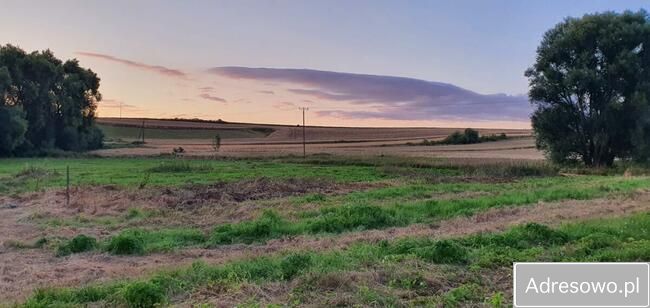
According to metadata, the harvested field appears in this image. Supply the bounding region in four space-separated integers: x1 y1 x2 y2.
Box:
1 155 649 306
95 117 540 160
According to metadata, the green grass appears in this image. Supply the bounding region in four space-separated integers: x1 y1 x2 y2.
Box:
22 213 650 307
0 158 387 194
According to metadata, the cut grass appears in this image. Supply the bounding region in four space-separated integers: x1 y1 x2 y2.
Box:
52 175 650 256
22 213 650 307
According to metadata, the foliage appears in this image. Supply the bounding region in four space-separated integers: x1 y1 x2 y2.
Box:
0 44 103 156
526 11 650 166
0 106 28 155
409 129 507 146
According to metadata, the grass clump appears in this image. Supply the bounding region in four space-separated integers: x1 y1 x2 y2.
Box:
56 234 97 256
210 211 294 245
441 283 484 307
280 253 313 280
106 231 146 255
414 239 468 264
121 281 166 308
106 228 205 255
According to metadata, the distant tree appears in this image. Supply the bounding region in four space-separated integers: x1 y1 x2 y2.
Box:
463 128 480 144
0 44 103 156
526 10 650 166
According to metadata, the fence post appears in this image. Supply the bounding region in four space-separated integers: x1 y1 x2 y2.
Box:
66 165 70 207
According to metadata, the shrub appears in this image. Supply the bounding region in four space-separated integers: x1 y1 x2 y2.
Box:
56 234 97 256
122 281 166 308
107 231 145 255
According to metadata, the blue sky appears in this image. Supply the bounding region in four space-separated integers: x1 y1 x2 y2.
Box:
1 0 647 127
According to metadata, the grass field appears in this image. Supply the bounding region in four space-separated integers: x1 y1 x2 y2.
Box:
1 156 649 306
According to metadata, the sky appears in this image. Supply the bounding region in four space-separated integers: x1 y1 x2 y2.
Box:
1 0 647 128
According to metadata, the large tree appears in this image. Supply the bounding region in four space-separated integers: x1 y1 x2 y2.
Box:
526 10 650 166
0 45 103 156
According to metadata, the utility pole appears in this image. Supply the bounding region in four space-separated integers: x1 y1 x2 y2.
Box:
119 101 122 119
299 107 309 158
141 119 145 143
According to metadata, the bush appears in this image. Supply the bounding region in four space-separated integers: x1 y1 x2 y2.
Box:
56 234 97 256
106 231 145 255
122 281 166 308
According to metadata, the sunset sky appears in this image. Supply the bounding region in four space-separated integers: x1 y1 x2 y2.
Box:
2 0 647 128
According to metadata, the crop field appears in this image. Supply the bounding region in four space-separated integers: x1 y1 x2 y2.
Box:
1 156 649 307
95 118 540 160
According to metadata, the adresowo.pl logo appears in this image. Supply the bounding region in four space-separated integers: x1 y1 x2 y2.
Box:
513 263 649 308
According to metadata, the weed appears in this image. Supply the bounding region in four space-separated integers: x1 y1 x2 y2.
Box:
488 291 505 308
441 283 484 307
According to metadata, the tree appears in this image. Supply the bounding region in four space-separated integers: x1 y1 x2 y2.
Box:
526 10 650 166
0 106 27 155
0 45 103 155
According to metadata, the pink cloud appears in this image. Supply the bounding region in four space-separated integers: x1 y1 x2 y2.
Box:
76 51 187 78
199 93 227 103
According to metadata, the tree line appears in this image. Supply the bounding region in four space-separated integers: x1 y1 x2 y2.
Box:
0 45 103 156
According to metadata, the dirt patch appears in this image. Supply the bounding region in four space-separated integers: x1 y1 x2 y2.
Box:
164 177 375 209
1 191 649 303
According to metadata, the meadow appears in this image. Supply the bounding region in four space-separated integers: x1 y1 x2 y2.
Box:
0 155 649 307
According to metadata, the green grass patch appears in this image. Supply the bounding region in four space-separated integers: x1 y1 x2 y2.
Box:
0 157 387 194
